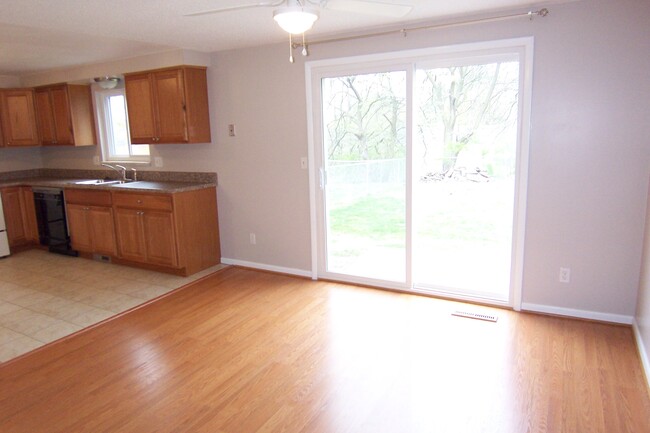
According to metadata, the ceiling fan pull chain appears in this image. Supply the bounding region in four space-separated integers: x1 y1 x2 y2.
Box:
289 33 295 63
302 32 309 56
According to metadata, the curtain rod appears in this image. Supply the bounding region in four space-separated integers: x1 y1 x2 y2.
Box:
295 8 549 49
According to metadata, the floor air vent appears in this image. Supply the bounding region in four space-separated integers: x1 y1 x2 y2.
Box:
452 311 498 322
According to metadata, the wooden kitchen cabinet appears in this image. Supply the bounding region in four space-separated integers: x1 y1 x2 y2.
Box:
114 207 177 267
1 186 38 248
113 192 177 267
65 189 117 256
124 66 211 144
112 187 220 275
0 89 40 147
34 84 97 146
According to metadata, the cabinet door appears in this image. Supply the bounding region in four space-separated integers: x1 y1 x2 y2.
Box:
50 86 74 145
142 210 178 267
67 204 93 252
152 69 188 144
20 187 38 243
125 73 156 144
0 90 40 147
89 206 117 256
35 89 56 145
114 208 147 262
1 187 28 247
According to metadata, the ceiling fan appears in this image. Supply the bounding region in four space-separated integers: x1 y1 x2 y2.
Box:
185 0 413 62
185 1 414 22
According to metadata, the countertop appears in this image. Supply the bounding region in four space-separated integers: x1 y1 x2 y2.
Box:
0 177 216 194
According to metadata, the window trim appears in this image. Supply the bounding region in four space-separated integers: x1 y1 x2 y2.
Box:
94 87 150 164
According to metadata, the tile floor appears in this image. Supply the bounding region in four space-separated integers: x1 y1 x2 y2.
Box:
0 249 227 363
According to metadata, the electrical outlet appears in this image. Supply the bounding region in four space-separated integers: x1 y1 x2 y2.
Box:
154 157 163 168
228 124 236 137
559 267 571 283
92 156 100 166
300 157 308 170
249 233 256 245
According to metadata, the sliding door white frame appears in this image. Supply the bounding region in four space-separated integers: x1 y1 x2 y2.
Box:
305 37 534 310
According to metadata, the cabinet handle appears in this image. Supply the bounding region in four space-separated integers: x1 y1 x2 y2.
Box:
83 207 90 211
137 199 142 204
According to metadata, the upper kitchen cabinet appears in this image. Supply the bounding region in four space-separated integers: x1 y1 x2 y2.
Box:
34 84 97 146
124 66 211 144
0 89 40 147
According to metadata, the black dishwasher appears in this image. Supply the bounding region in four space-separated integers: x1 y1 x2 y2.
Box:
33 188 78 256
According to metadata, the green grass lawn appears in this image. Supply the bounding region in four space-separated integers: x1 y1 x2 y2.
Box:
329 182 511 241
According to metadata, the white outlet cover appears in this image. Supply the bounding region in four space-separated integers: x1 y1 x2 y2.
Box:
300 157 308 170
92 156 100 166
154 157 163 168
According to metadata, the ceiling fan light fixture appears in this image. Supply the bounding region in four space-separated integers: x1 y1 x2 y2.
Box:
273 7 319 34
94 76 121 89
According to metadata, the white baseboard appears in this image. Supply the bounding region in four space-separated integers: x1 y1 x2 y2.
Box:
221 258 312 278
633 319 650 391
521 303 634 325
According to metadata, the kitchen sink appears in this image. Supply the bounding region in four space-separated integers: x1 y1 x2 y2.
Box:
73 179 128 186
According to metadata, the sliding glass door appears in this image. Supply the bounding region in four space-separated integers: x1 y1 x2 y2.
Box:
309 39 531 306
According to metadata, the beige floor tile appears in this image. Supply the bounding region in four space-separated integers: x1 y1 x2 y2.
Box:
0 326 25 345
0 301 23 316
83 292 144 313
75 274 133 291
54 284 104 303
31 321 83 344
112 281 173 300
27 296 84 319
28 277 73 293
10 291 57 308
0 335 43 362
0 285 41 302
63 307 116 328
0 309 63 336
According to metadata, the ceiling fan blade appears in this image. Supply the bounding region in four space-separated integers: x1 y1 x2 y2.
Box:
184 1 285 17
324 0 412 18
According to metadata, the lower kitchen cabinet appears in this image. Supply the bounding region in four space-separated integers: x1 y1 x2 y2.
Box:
112 187 220 275
67 204 117 256
1 186 38 248
65 189 117 256
114 207 177 267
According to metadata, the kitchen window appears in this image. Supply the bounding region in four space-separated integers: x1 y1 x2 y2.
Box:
94 87 150 163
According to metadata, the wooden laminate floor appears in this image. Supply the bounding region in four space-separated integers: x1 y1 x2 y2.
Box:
0 267 649 433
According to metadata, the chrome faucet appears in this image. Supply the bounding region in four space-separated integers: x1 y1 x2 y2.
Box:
130 167 137 182
115 165 127 182
102 163 127 182
102 163 120 180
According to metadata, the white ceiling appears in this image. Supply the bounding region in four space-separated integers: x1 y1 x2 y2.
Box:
0 0 572 75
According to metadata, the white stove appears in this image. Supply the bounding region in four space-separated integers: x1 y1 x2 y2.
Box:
0 192 10 257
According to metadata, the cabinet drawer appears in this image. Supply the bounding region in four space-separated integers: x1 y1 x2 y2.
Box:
65 189 112 206
112 192 173 211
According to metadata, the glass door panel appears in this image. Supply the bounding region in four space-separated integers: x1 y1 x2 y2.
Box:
413 61 520 300
321 71 407 282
